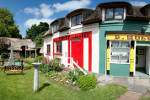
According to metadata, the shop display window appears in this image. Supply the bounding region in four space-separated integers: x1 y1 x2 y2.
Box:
110 41 130 64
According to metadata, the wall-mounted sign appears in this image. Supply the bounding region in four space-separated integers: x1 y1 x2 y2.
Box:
54 31 91 42
106 34 150 42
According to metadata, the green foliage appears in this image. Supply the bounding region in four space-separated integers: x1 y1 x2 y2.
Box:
1 52 9 59
0 8 22 38
77 74 97 91
24 59 33 65
34 56 44 62
26 22 49 47
0 69 127 100
24 65 33 70
0 66 4 71
40 64 48 73
40 58 62 73
69 69 84 82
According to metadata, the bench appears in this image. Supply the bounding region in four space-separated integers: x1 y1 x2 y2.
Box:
4 60 24 73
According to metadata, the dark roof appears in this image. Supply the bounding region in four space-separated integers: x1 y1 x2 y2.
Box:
83 1 150 25
66 8 93 17
141 4 150 16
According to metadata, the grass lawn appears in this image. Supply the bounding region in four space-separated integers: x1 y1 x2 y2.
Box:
0 69 127 100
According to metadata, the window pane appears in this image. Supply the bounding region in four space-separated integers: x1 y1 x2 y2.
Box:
71 16 76 27
77 14 82 25
115 8 123 19
53 23 59 32
56 41 62 53
111 41 130 63
106 8 113 19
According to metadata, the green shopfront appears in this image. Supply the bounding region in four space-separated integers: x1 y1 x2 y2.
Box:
99 20 150 76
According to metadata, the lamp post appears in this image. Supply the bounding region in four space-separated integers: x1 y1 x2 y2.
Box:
32 62 41 92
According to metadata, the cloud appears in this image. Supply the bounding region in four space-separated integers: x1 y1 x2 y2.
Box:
53 0 91 12
40 3 54 18
24 8 40 17
24 3 54 18
130 1 147 6
24 18 54 27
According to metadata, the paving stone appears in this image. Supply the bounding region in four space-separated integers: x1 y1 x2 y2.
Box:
117 91 141 100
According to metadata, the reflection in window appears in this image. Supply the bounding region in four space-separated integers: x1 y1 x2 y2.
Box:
53 22 59 32
111 41 130 64
115 8 124 19
47 44 50 54
56 41 62 53
106 8 113 19
105 8 124 20
71 14 82 27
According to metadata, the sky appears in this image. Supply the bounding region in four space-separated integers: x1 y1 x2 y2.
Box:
0 0 149 37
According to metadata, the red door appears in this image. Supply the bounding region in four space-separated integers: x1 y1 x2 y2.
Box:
71 39 83 68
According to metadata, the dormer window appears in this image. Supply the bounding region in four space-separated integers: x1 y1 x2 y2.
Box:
105 8 124 20
53 22 59 33
71 14 82 27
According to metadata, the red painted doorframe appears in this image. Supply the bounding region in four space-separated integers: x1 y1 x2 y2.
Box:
53 31 92 72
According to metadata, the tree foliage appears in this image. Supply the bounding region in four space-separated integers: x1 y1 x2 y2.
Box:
26 22 49 47
0 8 22 38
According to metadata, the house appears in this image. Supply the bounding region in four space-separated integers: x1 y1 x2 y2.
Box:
0 37 36 58
43 1 150 77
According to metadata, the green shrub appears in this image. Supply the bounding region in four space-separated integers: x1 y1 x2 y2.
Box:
69 69 84 82
0 66 4 71
24 65 33 70
40 64 49 73
49 58 62 72
77 74 97 91
1 53 9 60
69 71 78 82
24 59 33 65
34 56 44 62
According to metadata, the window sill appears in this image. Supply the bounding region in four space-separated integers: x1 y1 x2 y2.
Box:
54 53 62 56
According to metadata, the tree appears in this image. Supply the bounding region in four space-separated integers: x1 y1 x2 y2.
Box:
0 8 22 38
26 22 49 47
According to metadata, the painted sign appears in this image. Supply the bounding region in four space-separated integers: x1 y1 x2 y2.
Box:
106 34 150 42
54 31 91 42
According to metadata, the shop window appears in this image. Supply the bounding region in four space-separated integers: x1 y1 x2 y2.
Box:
105 8 124 20
47 44 51 55
110 41 130 64
71 14 82 27
56 41 62 53
53 22 59 32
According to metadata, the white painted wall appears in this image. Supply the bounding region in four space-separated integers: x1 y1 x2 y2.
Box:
83 23 99 73
44 36 53 60
84 38 89 71
61 40 68 67
146 47 150 75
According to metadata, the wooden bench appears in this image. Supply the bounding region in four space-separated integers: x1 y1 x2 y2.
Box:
4 60 24 73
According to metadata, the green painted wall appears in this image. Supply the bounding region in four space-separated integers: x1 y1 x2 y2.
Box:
99 20 150 75
110 64 130 76
136 41 150 45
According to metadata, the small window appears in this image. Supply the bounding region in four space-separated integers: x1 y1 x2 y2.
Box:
71 14 82 27
56 41 62 53
53 22 59 32
47 44 50 54
105 8 124 20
